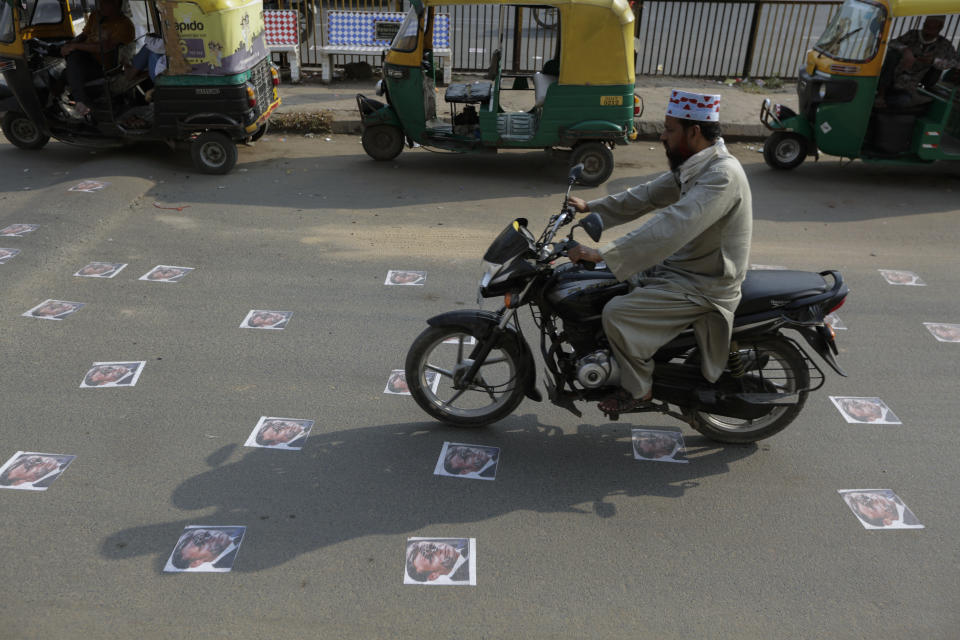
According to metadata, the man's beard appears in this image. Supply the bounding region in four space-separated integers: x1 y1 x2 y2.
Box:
664 141 693 171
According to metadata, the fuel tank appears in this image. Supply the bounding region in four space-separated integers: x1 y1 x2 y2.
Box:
545 263 628 320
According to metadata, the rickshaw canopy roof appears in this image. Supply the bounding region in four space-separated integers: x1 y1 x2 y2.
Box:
414 0 635 85
882 0 960 17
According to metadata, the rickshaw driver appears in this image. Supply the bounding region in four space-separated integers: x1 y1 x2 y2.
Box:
58 0 135 117
877 15 959 108
567 91 753 414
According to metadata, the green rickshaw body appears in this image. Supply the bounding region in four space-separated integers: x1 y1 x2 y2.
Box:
155 0 280 135
357 0 639 185
810 75 878 158
0 0 280 171
759 0 960 170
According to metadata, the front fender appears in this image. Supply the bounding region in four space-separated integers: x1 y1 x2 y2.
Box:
356 93 401 129
426 310 541 402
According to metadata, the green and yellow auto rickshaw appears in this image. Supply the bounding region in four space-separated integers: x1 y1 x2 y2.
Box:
760 0 959 169
0 0 280 173
356 0 641 186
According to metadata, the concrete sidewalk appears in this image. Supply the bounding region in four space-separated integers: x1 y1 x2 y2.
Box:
272 72 798 140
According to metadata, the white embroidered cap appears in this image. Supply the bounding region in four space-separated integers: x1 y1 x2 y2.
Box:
666 90 721 122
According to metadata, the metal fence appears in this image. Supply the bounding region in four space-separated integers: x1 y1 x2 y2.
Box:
636 1 960 80
276 0 960 80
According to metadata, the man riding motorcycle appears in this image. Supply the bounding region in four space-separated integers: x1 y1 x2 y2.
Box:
567 90 753 416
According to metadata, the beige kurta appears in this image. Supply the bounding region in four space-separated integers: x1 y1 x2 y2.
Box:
586 139 752 398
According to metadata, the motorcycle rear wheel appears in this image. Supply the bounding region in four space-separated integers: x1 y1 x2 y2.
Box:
682 335 809 443
405 325 526 427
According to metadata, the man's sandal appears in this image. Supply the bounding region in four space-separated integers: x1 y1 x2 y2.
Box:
598 389 653 415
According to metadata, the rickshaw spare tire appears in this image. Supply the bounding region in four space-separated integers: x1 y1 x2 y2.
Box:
763 132 807 170
571 141 614 186
2 112 50 150
191 131 238 174
362 125 404 161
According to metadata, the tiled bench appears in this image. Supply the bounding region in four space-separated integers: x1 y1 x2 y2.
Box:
319 10 451 84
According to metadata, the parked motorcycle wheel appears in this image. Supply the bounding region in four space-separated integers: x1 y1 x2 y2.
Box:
2 112 50 150
405 326 527 427
682 335 809 443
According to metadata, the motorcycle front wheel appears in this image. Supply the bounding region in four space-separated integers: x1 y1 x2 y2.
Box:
682 335 809 443
405 326 527 427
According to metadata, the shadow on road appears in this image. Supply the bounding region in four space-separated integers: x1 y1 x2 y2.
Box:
100 413 756 573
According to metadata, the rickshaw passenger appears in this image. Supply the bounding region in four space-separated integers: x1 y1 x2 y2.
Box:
877 15 958 109
59 0 135 117
125 35 167 82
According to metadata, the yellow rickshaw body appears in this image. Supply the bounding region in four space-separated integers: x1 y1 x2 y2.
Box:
157 0 268 75
414 0 635 86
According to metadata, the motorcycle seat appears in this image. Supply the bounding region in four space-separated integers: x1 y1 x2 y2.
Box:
737 270 829 315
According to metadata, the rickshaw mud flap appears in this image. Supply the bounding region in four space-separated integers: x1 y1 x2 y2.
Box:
426 310 540 402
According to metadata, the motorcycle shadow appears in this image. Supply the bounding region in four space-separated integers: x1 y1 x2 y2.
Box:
100 413 756 573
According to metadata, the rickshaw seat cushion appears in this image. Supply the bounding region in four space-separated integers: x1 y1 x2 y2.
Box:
445 81 492 104
533 72 557 107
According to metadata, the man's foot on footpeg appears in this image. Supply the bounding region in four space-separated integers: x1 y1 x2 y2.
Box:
598 389 653 414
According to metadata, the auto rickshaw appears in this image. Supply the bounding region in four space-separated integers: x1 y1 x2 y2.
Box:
355 0 641 186
760 0 960 170
0 0 281 173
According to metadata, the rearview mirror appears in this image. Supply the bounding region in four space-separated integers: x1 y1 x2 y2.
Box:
568 163 584 185
579 212 603 242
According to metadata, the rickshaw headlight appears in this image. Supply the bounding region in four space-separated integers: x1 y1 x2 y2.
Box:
818 83 827 100
246 83 257 108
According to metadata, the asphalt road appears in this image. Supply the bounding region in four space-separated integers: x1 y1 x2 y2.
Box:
1 135 959 639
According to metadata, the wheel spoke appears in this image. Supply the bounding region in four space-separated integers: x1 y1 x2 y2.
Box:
426 363 453 378
456 336 464 364
440 387 467 408
479 357 507 366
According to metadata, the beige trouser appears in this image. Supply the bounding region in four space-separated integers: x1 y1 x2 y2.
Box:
602 286 715 400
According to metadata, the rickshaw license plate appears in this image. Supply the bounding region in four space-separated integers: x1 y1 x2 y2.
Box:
600 96 623 106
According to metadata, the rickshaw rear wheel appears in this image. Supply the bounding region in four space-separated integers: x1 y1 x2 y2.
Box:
571 141 614 186
763 132 807 170
2 112 50 150
362 125 404 161
191 131 238 174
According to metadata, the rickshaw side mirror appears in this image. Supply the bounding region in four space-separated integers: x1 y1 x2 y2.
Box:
578 213 603 243
569 163 584 185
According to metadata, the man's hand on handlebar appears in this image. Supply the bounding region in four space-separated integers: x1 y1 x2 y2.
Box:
568 243 603 266
567 196 590 213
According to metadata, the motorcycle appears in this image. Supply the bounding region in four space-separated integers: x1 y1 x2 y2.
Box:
404 165 849 443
